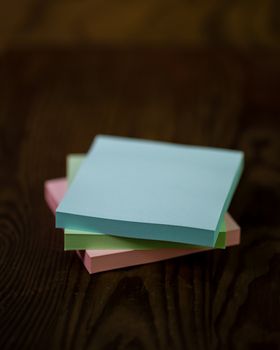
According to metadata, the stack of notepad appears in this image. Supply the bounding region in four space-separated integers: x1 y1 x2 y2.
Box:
44 136 244 274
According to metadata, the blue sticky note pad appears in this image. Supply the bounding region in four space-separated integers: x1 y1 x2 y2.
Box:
56 136 244 247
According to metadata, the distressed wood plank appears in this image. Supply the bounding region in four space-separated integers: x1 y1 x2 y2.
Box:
0 48 279 350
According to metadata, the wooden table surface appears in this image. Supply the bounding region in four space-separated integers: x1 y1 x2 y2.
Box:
0 48 279 350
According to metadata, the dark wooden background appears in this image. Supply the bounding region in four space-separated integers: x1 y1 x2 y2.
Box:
0 1 280 349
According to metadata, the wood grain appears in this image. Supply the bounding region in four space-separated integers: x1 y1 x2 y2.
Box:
1 0 280 50
0 48 279 349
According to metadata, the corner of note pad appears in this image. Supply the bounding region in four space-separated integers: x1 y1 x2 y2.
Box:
88 134 114 150
55 203 68 228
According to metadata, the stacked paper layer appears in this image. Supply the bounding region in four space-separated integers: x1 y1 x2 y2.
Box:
45 136 244 273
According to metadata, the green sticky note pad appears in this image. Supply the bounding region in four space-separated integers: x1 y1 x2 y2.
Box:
64 154 226 250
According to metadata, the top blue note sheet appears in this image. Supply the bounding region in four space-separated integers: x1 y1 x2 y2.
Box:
56 135 244 247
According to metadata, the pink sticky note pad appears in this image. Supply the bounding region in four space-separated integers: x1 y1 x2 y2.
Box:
45 179 241 274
